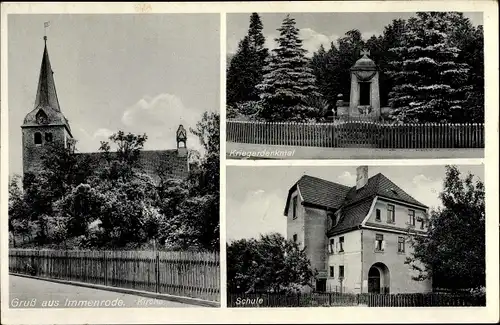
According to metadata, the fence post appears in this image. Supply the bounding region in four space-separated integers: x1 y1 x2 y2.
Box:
155 250 160 293
103 251 108 286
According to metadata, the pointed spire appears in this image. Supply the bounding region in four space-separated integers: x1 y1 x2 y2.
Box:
34 37 61 112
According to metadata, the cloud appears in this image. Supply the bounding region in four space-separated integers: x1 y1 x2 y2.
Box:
93 128 115 139
337 171 356 185
252 189 265 196
121 93 203 152
412 174 433 185
411 174 443 210
226 190 286 242
264 29 339 58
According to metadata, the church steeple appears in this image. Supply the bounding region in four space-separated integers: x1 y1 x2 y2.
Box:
34 36 61 112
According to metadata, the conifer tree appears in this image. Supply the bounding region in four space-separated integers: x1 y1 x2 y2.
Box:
226 13 269 107
387 12 470 123
257 15 321 121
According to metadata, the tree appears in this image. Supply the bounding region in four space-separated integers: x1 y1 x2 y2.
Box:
227 233 316 294
387 13 471 122
257 15 322 121
227 13 269 107
406 165 485 291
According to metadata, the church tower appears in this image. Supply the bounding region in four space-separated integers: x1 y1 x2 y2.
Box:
21 36 73 176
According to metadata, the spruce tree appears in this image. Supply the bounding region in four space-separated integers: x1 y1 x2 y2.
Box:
387 12 470 123
226 37 259 106
257 15 321 121
226 13 269 108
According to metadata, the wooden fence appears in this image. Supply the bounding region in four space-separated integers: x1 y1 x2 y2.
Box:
9 249 220 303
227 120 485 149
227 292 486 307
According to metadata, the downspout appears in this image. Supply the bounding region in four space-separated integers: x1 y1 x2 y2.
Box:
359 225 363 294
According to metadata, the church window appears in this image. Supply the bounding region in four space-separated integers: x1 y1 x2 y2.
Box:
293 234 298 243
34 132 42 145
359 82 371 106
45 132 53 142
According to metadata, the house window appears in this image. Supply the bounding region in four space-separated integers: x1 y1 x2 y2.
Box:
45 132 53 142
408 209 416 226
375 234 384 251
339 265 345 278
329 266 334 278
398 236 405 253
293 234 298 243
387 204 395 223
375 209 381 221
419 217 425 229
292 196 297 220
34 132 42 145
329 238 335 254
339 236 345 252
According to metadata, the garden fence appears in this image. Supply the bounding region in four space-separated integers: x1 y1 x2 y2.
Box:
227 120 484 149
227 292 485 307
9 249 220 303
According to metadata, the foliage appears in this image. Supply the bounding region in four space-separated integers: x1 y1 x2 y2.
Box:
406 165 485 290
386 13 474 122
257 15 322 121
227 232 317 294
227 13 269 107
9 113 220 252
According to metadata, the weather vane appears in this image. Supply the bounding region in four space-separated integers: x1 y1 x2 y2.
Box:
44 21 50 41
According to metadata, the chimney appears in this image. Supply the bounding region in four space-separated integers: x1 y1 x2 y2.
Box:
356 166 368 190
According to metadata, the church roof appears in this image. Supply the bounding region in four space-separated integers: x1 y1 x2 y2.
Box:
23 38 71 135
35 38 61 112
75 150 189 183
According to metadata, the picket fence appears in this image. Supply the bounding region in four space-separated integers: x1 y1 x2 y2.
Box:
9 249 220 302
227 292 486 307
226 120 485 149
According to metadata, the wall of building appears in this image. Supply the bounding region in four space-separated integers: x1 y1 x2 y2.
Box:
304 206 328 274
326 230 362 293
366 197 427 231
361 229 432 293
285 189 305 250
22 125 68 174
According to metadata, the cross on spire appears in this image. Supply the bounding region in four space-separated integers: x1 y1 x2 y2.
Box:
360 49 370 57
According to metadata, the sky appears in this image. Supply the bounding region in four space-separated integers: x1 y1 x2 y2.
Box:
227 12 484 57
8 14 220 176
226 164 484 242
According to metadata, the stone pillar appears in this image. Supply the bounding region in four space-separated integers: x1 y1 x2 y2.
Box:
370 72 380 118
349 72 359 116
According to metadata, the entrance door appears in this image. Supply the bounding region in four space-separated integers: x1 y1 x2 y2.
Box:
316 279 326 292
368 267 381 293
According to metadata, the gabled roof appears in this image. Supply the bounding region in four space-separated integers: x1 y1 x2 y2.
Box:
343 173 427 208
327 199 373 236
284 175 351 215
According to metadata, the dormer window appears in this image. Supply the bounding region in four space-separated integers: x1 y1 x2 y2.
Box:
34 132 42 145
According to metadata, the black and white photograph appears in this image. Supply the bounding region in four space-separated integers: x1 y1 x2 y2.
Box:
6 14 221 308
226 165 485 307
226 12 485 160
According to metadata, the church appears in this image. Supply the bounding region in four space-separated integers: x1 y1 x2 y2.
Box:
21 36 190 182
